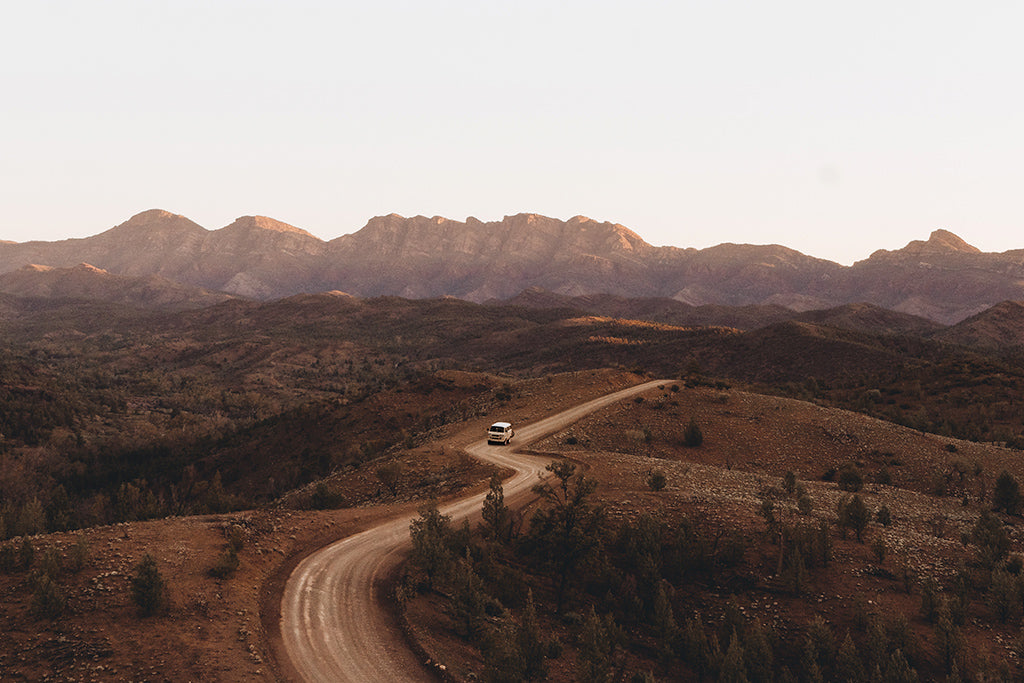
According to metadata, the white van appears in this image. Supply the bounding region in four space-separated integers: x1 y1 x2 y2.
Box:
487 421 514 445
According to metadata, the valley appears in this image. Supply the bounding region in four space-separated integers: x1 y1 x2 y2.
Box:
3 216 1024 679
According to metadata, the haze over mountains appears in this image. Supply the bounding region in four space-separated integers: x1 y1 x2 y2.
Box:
1 209 1023 324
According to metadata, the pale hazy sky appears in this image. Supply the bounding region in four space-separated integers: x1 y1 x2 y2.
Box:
1 1 1021 264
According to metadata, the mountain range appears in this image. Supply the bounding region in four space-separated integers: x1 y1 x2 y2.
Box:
2 209 1023 324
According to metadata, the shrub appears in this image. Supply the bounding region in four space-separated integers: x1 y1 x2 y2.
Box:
797 493 813 516
783 471 797 495
310 482 345 510
38 546 62 580
876 506 892 527
993 471 1022 515
989 570 1021 623
226 525 245 553
209 547 239 579
875 467 892 486
130 553 167 616
375 461 404 496
682 417 703 448
647 470 667 491
920 576 941 623
871 535 887 564
66 534 89 573
18 537 34 570
837 464 864 492
30 574 66 619
0 544 16 573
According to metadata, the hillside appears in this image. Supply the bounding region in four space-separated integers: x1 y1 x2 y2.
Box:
935 301 1024 351
0 263 236 310
3 211 1024 322
2 284 1024 677
1 289 1024 545
5 372 1024 680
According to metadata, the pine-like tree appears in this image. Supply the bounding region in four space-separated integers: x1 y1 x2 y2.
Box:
481 473 510 542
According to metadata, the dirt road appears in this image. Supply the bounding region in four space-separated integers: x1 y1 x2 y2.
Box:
279 379 665 682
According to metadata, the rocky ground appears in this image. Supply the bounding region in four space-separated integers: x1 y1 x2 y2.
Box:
0 369 640 681
5 370 1024 680
403 383 1024 680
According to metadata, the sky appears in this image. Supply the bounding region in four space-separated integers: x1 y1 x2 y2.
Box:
1 1 1021 264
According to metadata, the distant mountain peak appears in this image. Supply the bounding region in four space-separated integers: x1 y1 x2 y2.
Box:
106 209 208 238
73 262 108 274
900 229 981 256
861 229 983 265
223 215 319 239
127 208 183 222
924 229 980 253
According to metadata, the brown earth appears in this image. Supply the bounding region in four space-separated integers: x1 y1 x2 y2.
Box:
0 369 642 681
5 368 1024 680
402 384 1024 680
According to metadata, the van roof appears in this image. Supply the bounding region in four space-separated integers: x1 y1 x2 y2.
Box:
489 421 512 429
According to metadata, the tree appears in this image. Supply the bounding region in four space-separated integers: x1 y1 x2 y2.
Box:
481 473 510 542
837 495 870 542
993 471 1022 515
743 621 773 683
130 553 166 616
971 510 1010 568
834 632 865 683
527 461 604 613
449 552 488 641
517 590 548 680
720 631 749 683
652 580 680 660
16 497 45 536
578 607 614 683
409 502 453 589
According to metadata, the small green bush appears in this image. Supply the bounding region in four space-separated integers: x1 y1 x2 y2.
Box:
131 553 167 617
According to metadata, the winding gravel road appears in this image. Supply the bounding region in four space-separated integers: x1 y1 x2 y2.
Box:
280 380 665 682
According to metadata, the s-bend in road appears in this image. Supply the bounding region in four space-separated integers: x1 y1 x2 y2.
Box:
280 379 667 682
